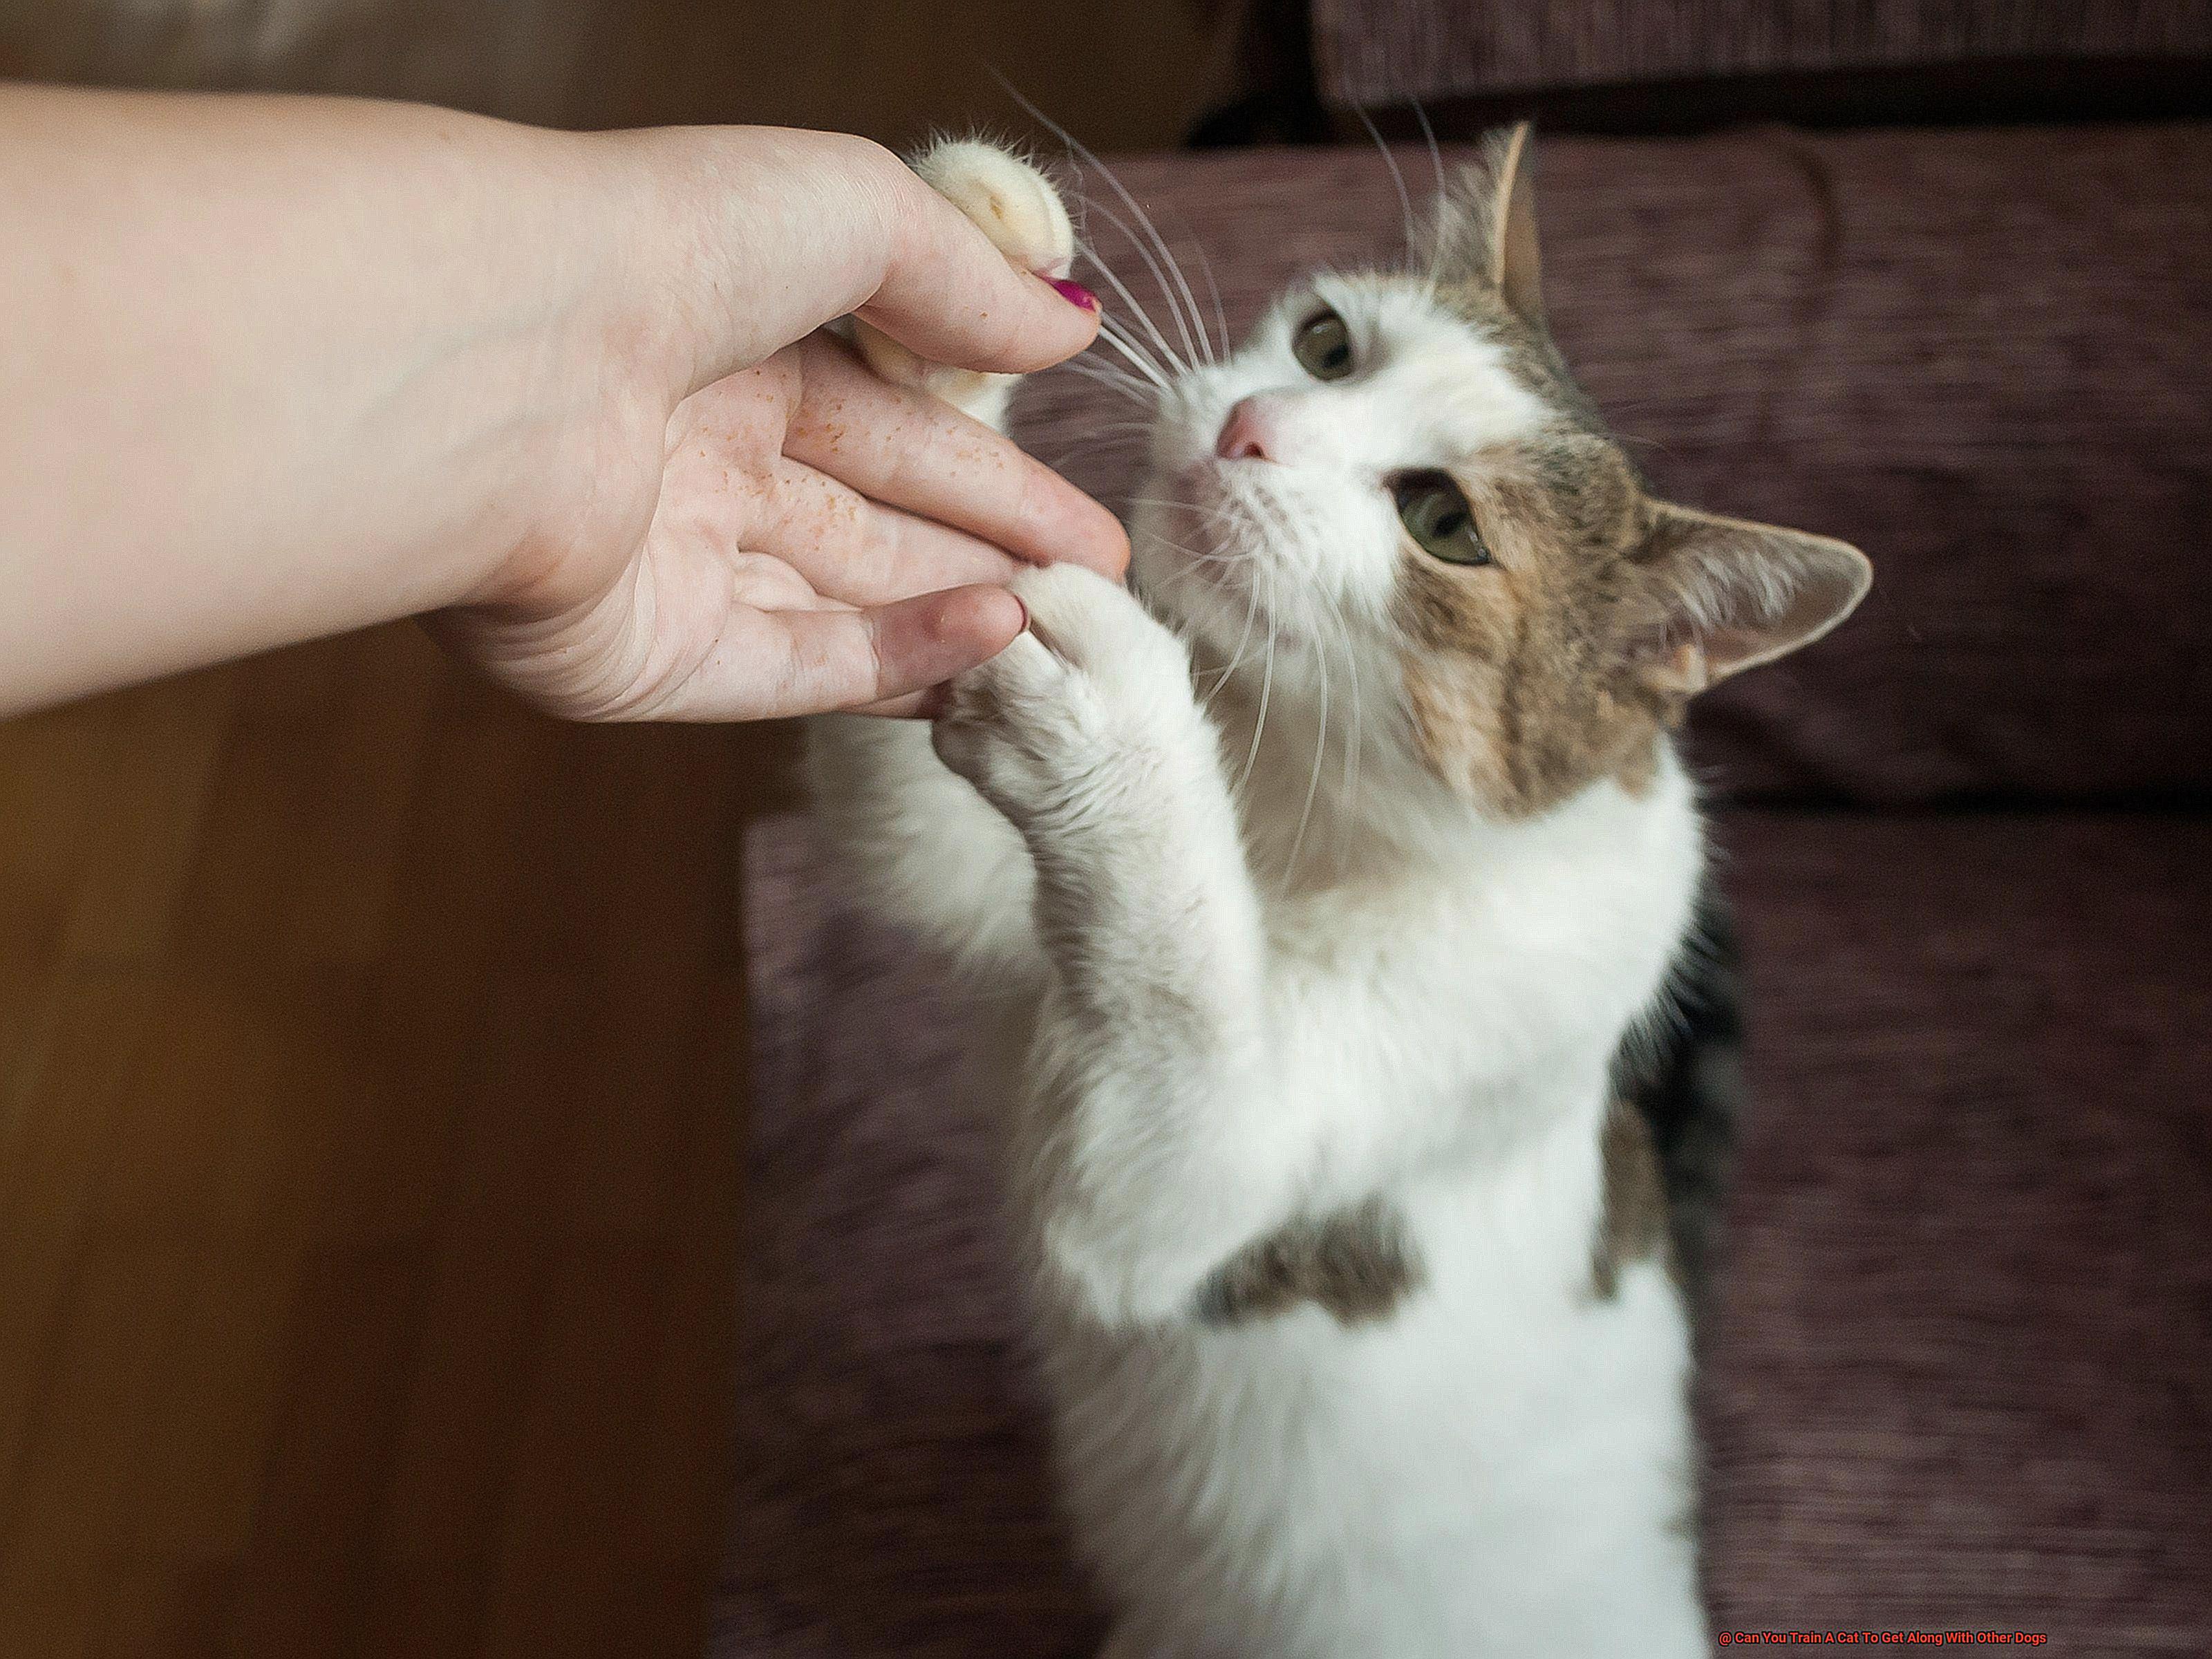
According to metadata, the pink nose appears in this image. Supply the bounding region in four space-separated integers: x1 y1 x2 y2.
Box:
1215 397 1276 462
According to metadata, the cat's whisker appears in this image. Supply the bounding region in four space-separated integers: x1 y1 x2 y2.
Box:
1091 321 1175 393
1053 362 1156 410
1135 544 1250 617
1192 529 1266 709
1075 227 1194 382
1078 198 1199 368
1237 564 1278 800
1068 217 1183 375
1201 622 1268 709
1192 238 1230 365
1123 495 1235 530
1139 533 1240 565
1149 199 1231 362
993 75 1213 377
1198 577 1266 713
1098 309 1179 386
1318 588 1366 880
1078 236 1187 381
1131 538 1223 588
1280 608 1329 895
1042 435 1151 471
1079 194 1210 370
1057 356 1156 395
1353 102 1418 272
1044 413 1156 442
1413 100 1450 294
1414 99 1446 204
1055 431 1156 453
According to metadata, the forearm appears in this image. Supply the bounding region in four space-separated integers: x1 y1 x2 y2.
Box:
1020 740 1294 1322
0 87 641 711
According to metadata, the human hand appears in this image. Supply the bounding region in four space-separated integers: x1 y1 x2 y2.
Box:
441 127 1126 721
0 102 1123 721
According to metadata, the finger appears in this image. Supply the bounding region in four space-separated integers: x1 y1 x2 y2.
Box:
854 148 1102 374
787 335 1129 578
664 131 1098 397
755 456 1026 606
844 685 948 720
658 583 1026 721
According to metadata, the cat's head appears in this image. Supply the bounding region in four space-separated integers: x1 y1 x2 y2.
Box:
1129 126 1869 823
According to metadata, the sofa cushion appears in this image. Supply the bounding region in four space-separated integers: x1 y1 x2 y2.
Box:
1311 0 2212 111
721 814 1095 1659
1013 131 2212 805
1705 807 2212 1642
718 805 2212 1655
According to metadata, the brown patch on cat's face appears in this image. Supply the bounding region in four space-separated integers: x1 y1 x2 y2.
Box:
1394 413 1677 818
1193 1198 1422 1328
1591 1097 1670 1300
1388 137 1867 809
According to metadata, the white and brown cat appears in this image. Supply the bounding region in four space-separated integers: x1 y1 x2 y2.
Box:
811 131 1868 1658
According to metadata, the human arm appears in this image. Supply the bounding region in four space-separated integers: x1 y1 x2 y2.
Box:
0 86 1124 719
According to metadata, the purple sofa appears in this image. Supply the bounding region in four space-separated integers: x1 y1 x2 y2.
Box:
717 15 2212 1653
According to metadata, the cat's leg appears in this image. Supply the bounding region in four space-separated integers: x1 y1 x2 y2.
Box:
935 561 1317 1325
804 712 1038 975
807 139 1077 975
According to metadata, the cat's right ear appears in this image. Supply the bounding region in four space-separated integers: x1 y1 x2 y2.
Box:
1627 503 1872 696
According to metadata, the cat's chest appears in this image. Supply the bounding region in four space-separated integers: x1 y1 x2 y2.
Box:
1147 1136 1680 1478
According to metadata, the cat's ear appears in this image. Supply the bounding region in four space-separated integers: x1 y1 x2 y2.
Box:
1487 123 1544 326
1629 503 1871 695
1435 122 1544 326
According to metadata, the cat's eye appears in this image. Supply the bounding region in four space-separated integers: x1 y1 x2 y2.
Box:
1292 308 1355 381
1394 473 1491 566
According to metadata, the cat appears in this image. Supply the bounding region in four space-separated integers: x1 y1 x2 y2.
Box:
809 129 1869 1658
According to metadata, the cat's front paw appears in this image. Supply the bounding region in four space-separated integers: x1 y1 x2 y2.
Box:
913 138 1076 280
933 565 1203 833
854 139 1076 430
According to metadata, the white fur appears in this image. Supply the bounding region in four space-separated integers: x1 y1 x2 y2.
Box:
812 146 1710 1658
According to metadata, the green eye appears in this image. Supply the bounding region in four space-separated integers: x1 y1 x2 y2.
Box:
1292 308 1355 380
1394 473 1490 565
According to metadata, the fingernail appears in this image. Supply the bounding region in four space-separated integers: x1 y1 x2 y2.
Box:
1046 276 1099 312
1013 593 1031 633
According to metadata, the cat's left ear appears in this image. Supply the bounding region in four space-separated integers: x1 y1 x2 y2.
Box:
1436 122 1545 326
1486 122 1544 326
1631 503 1872 695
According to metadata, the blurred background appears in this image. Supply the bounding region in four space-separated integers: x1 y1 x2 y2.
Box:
3 3 2209 1658
0 0 1237 147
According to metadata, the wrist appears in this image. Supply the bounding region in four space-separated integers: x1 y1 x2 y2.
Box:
585 125 914 398
439 123 705 615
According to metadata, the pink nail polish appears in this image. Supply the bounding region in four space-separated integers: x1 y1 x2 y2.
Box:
1047 277 1099 312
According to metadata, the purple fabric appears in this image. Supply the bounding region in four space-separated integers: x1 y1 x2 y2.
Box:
718 807 2212 1653
1311 0 2212 109
721 817 1097 1659
1705 809 2212 1645
1013 132 2212 805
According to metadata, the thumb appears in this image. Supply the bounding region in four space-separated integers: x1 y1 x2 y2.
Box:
854 157 1101 376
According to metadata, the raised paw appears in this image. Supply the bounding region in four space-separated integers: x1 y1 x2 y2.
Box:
914 139 1076 281
854 140 1076 431
932 565 1202 832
